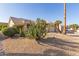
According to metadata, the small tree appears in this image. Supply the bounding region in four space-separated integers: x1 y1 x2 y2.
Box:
54 20 62 33
16 26 25 37
25 18 47 41
69 24 79 31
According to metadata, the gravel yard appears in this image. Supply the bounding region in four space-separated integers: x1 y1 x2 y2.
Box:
0 32 79 56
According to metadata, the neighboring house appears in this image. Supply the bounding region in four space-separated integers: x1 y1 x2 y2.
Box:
74 28 79 34
0 22 8 25
77 28 79 32
8 17 32 31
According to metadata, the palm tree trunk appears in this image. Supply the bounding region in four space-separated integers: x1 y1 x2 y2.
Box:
56 25 61 33
63 3 66 34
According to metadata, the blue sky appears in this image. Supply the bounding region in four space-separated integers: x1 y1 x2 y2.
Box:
0 3 79 25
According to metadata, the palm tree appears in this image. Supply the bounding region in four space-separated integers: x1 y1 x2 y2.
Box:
54 20 62 33
63 3 66 34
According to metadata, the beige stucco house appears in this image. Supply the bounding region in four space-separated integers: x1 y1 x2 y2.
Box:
8 17 32 31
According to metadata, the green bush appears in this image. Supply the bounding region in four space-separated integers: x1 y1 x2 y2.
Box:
69 24 79 31
25 18 47 40
16 26 25 37
0 24 7 31
2 28 18 37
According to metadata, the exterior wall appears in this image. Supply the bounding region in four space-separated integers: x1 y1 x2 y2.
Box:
8 19 15 27
77 29 79 32
8 18 30 32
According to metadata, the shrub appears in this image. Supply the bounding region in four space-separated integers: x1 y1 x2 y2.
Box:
16 26 25 37
25 18 47 40
2 28 18 37
69 24 79 31
0 24 7 31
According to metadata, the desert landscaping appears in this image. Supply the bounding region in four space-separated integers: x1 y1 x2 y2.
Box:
0 32 79 56
0 3 79 56
0 17 79 56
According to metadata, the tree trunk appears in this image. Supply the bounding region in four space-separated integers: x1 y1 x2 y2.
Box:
19 27 22 36
36 37 41 44
56 25 62 33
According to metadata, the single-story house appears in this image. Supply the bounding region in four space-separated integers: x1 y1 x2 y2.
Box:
76 28 79 32
0 22 8 25
8 17 32 31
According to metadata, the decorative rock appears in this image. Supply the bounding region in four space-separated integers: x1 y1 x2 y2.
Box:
14 34 20 37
